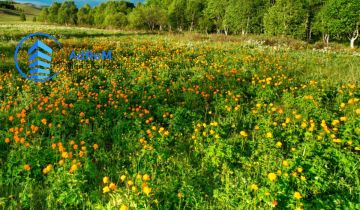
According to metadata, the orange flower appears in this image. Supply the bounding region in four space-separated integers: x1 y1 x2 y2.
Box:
93 144 99 150
4 138 10 144
41 118 47 125
24 164 31 171
109 182 117 190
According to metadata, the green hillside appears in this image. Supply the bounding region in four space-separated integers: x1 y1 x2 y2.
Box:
0 2 42 22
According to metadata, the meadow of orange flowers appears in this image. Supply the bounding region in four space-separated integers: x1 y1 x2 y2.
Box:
0 24 360 209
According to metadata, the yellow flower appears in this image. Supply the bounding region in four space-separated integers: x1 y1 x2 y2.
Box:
159 127 165 133
250 184 258 191
340 116 347 121
103 186 110 193
268 173 277 182
240 131 248 137
282 160 289 167
136 173 142 180
356 108 360 115
266 132 273 138
333 139 342 143
177 192 183 198
143 186 152 196
61 151 69 159
297 167 303 173
69 164 78 173
143 174 151 181
293 191 302 199
119 204 128 210
300 176 306 181
120 175 126 182
127 180 134 187
276 141 282 148
103 176 110 184
58 159 64 165
131 186 137 192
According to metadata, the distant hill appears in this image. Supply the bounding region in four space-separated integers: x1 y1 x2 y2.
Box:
13 0 144 8
0 2 41 22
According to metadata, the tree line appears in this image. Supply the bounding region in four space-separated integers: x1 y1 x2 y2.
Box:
38 0 360 48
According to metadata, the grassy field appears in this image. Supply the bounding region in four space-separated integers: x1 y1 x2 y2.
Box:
0 3 41 22
0 23 360 209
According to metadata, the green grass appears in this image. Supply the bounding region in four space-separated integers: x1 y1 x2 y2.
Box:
0 3 41 23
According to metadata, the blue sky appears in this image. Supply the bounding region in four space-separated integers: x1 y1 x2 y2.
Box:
14 0 144 7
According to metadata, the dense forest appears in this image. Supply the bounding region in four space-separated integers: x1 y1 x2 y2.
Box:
37 0 359 48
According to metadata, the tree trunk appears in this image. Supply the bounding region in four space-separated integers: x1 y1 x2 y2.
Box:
349 27 359 49
350 38 356 49
190 13 195 32
323 33 329 46
246 17 250 34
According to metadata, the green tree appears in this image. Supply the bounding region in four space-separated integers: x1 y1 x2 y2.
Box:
19 12 26 21
128 4 167 31
128 4 145 29
104 13 128 28
168 0 187 31
305 0 327 41
77 4 93 25
264 0 308 39
48 2 61 23
185 0 205 31
58 1 78 25
314 0 360 48
224 0 268 35
94 1 134 28
39 8 49 23
204 0 228 34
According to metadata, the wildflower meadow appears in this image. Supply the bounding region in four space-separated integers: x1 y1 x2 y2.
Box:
0 24 359 209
